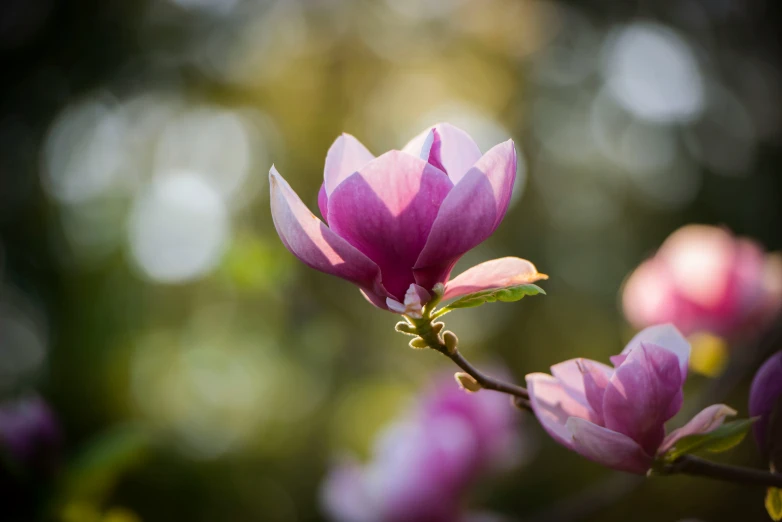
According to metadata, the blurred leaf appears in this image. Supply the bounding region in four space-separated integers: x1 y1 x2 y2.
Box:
61 504 141 522
61 424 150 502
663 419 755 461
767 487 782 521
61 502 101 522
688 332 728 377
440 284 545 311
218 234 292 292
101 508 142 522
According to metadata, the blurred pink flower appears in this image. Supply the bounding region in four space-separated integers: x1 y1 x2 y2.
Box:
622 225 782 340
269 123 546 313
526 325 735 474
749 350 782 466
320 374 527 522
0 395 60 472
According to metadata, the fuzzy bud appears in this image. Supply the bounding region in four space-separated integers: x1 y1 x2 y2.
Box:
409 337 429 350
395 322 417 336
454 372 481 392
443 331 458 354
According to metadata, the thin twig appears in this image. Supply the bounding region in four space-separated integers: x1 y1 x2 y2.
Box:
407 313 533 410
443 348 531 401
664 455 782 488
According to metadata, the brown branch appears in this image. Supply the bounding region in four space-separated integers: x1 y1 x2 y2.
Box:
664 455 782 488
407 316 532 410
442 348 531 402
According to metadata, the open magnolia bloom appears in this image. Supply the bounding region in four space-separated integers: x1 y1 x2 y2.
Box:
526 325 736 474
269 123 546 312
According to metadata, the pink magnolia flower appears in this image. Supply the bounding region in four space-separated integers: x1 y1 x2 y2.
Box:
749 350 782 466
320 374 527 522
526 325 736 474
269 123 546 312
623 225 782 340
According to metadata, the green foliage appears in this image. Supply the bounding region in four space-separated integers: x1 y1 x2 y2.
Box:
440 284 545 311
767 487 782 521
60 424 150 502
663 419 755 462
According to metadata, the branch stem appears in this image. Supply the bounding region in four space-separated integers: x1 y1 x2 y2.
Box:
443 348 531 404
407 314 531 410
664 455 782 488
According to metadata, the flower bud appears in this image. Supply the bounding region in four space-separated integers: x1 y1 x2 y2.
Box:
395 322 417 336
443 331 458 354
409 337 429 350
749 351 782 468
455 372 481 392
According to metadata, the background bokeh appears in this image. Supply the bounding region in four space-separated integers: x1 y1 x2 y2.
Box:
1 0 780 520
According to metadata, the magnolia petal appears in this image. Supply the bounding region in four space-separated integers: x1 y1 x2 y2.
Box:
328 151 453 300
622 324 691 380
526 372 592 449
414 140 517 290
658 404 738 454
550 359 588 407
622 258 678 330
318 183 329 222
566 417 654 474
750 351 782 453
269 166 385 296
549 359 613 424
658 225 735 309
609 354 628 367
442 257 547 301
323 133 375 195
386 284 432 318
401 123 482 183
603 343 683 455
579 359 614 426
361 289 390 311
386 299 406 314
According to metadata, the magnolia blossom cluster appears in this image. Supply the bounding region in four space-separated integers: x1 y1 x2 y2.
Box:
623 225 782 341
321 375 526 522
749 351 782 470
526 325 735 474
269 125 771 487
270 123 546 317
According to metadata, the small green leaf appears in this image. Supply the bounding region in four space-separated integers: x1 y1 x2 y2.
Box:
664 419 755 462
442 284 545 311
767 487 782 521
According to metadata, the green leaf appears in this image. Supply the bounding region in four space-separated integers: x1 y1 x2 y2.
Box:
767 487 782 521
663 418 755 462
441 284 545 311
